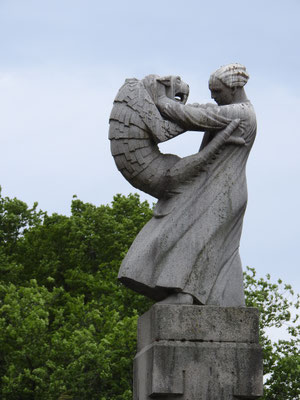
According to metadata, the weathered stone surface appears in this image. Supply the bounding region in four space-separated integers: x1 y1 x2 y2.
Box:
109 75 190 200
114 64 257 307
135 342 263 399
137 304 260 351
134 304 263 400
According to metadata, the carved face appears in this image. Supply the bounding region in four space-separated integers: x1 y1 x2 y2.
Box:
209 77 234 106
163 76 190 104
142 75 189 105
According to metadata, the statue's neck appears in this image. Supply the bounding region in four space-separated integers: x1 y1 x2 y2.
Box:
232 87 248 104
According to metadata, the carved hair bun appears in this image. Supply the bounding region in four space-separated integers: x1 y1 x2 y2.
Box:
210 63 249 88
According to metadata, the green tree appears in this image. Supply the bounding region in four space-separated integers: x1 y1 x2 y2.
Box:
0 190 153 399
0 280 139 400
0 189 299 399
244 267 299 400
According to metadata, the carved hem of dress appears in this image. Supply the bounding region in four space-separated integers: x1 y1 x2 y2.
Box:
119 276 184 302
118 276 205 304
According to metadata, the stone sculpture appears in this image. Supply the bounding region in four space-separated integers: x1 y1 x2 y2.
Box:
109 64 257 308
109 74 238 199
134 304 263 399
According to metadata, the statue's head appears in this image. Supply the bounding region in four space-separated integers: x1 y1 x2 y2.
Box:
142 75 189 105
209 63 249 106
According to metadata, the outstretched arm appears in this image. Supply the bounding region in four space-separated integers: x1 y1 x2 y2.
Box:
166 119 240 193
157 96 231 132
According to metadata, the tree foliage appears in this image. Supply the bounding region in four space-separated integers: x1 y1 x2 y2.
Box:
244 267 299 400
0 188 299 399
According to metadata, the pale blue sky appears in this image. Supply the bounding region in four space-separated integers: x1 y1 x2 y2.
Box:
0 0 299 294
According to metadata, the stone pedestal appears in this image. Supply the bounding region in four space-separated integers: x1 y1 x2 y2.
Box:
134 304 263 400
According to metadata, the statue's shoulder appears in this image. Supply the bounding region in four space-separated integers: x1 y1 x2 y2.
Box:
113 78 142 103
215 102 255 122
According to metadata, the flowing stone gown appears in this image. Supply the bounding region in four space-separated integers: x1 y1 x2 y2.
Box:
118 101 256 307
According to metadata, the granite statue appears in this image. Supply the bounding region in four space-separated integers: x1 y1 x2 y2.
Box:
109 64 256 307
109 74 239 199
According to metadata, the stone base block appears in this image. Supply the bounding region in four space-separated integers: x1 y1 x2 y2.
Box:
134 305 263 400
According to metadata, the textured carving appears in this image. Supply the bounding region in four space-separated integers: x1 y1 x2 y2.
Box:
109 75 239 199
111 65 256 307
134 305 263 399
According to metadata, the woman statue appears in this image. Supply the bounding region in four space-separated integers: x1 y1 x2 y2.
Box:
118 64 257 307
